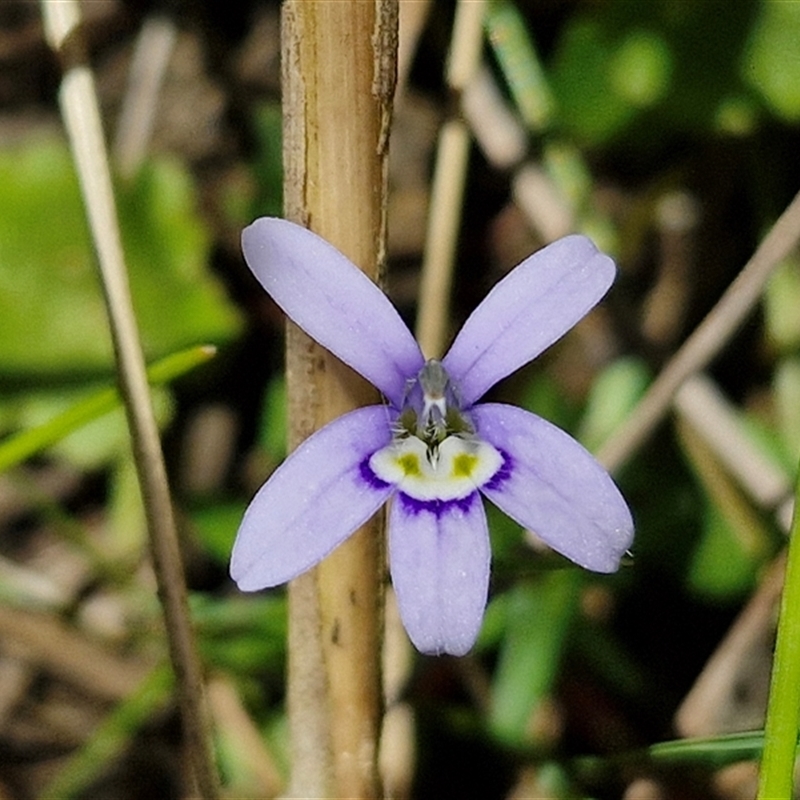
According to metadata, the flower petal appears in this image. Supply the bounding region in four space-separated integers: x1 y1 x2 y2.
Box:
388 493 490 656
443 235 615 405
243 218 424 407
231 406 395 590
472 403 633 573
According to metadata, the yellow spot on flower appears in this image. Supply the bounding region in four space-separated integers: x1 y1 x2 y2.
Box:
452 452 478 478
398 452 421 477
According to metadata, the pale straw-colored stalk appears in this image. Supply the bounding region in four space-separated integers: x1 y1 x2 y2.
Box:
416 0 487 359
280 3 398 797
40 1 219 797
597 190 800 473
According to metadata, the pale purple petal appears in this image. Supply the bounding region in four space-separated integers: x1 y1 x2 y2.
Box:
472 403 633 573
443 235 615 405
243 218 424 407
231 406 395 590
388 493 490 656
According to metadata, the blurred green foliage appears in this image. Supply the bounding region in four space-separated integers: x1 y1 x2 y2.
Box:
0 137 240 381
489 0 800 150
744 0 800 121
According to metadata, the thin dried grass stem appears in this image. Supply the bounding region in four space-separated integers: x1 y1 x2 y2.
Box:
598 190 800 474
416 0 487 358
40 3 219 797
113 14 177 178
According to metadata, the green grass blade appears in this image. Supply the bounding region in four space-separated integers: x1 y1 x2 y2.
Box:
0 344 216 472
574 730 767 786
758 454 800 797
485 0 556 132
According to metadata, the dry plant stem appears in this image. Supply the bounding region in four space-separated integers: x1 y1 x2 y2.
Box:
281 3 397 797
40 3 219 798
675 551 785 738
207 676 283 797
597 189 800 474
416 0 486 358
113 14 176 178
675 375 791 511
0 606 152 702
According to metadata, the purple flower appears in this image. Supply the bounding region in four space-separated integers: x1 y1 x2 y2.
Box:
231 218 633 656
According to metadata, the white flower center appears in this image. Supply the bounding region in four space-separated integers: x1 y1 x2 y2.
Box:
370 435 503 502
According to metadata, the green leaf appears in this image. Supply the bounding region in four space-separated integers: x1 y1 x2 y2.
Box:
574 730 768 783
259 374 287 463
550 19 635 145
579 357 650 453
489 572 581 745
191 500 247 566
0 138 240 380
775 358 800 465
764 256 800 353
687 501 759 600
608 29 672 109
647 730 765 767
251 101 284 219
743 0 800 121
